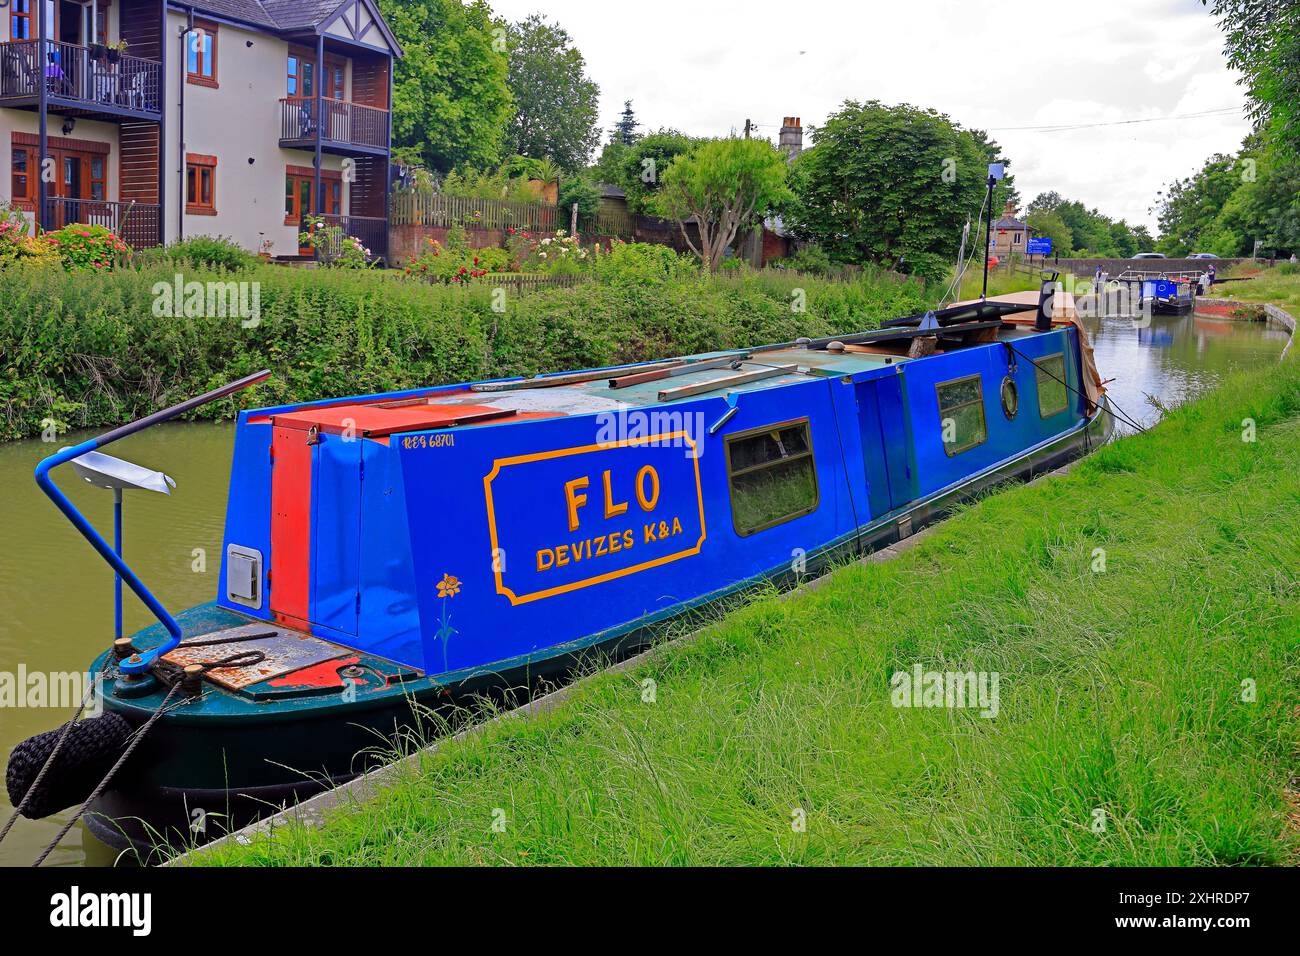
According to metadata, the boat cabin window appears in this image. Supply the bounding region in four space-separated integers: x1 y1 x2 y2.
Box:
1035 353 1069 418
936 375 987 456
725 420 819 536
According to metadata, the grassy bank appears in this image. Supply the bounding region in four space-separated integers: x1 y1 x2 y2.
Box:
1218 264 1300 311
955 266 1041 301
194 355 1300 867
0 263 928 441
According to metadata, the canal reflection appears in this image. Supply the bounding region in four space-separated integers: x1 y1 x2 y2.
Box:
1079 309 1290 433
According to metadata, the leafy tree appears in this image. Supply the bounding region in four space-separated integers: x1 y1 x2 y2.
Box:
1026 208 1074 256
617 130 699 215
1025 192 1150 257
381 0 514 173
504 14 602 172
1154 134 1300 257
1154 154 1243 255
1202 1 1300 153
559 175 601 218
653 138 792 272
784 100 1009 280
592 139 630 186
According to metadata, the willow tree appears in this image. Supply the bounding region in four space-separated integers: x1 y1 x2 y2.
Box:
654 138 791 272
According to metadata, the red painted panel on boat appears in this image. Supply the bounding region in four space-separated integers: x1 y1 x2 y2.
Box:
267 654 361 689
246 389 471 425
270 425 312 624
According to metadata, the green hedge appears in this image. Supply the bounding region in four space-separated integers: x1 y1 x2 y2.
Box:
0 263 930 441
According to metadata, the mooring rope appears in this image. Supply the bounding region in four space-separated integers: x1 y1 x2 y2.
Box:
27 648 267 867
31 682 184 867
0 674 101 848
1005 342 1149 435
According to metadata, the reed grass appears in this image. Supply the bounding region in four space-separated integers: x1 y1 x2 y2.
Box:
192 353 1300 867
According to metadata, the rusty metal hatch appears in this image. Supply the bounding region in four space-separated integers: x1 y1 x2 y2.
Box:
160 623 351 691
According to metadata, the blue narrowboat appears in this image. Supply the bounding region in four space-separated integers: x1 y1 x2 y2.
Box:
8 286 1110 853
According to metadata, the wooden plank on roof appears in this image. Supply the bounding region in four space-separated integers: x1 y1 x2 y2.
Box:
608 355 745 389
658 364 800 401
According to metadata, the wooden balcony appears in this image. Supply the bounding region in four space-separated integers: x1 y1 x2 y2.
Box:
279 97 390 155
0 40 161 120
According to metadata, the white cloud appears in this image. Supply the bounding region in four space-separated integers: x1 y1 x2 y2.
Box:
488 0 1253 230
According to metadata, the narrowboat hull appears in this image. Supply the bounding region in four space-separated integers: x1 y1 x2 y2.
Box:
83 395 1111 853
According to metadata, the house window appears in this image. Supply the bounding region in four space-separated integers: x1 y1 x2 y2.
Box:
94 0 110 43
88 155 106 201
725 420 819 536
1014 232 1022 244
1035 353 1069 418
11 147 33 206
327 59 345 100
937 374 987 456
285 167 342 224
186 154 216 214
287 53 314 98
10 0 33 40
186 22 218 87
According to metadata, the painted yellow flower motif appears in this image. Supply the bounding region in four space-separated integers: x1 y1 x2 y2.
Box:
437 574 461 599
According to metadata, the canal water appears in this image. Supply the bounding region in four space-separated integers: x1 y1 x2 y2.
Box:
0 310 1289 866
1079 309 1291 433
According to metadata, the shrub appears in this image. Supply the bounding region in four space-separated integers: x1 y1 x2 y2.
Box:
516 230 590 275
594 241 699 285
42 223 130 271
404 236 492 284
438 166 537 204
0 216 60 268
771 244 838 276
558 175 601 218
333 236 372 270
138 235 256 271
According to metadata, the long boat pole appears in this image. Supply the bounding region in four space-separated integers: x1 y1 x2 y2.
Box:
981 172 995 300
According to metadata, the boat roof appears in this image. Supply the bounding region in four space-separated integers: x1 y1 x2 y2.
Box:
253 293 1076 439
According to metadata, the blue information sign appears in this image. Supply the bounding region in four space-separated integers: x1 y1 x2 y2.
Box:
1026 237 1053 256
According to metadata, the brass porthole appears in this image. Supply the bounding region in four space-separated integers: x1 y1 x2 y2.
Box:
1000 375 1019 420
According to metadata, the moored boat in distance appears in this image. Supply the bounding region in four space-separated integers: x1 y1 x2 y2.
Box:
8 280 1111 854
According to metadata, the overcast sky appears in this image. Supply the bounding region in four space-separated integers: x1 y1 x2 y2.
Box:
491 0 1253 232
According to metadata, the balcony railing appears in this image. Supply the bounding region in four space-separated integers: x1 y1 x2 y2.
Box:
0 40 161 114
280 97 390 151
42 197 161 250
304 214 388 263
